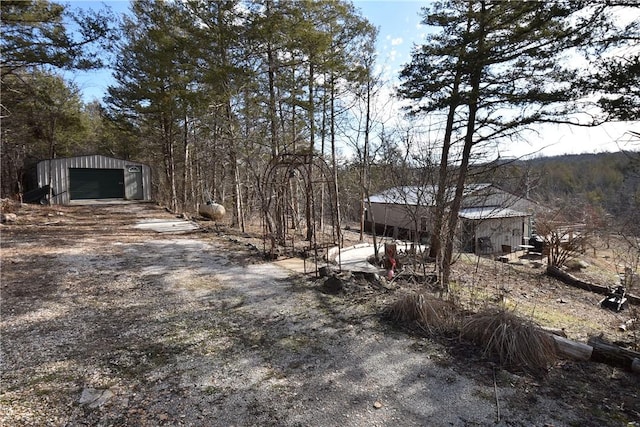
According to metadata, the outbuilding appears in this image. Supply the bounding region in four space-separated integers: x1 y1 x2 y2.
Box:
37 155 151 205
366 183 536 254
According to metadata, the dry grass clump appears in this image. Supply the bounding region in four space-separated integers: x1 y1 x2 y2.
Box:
461 308 557 375
1 198 20 213
384 293 460 335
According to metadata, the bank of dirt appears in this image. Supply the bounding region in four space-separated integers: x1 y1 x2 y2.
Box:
1 202 638 426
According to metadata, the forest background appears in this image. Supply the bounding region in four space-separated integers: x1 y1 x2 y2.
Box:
2 0 639 245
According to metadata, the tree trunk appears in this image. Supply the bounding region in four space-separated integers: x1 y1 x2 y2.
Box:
359 79 371 242
306 61 315 241
266 1 278 159
232 154 244 232
182 115 190 211
428 9 468 262
588 336 640 373
546 265 640 305
330 74 341 246
440 1 486 291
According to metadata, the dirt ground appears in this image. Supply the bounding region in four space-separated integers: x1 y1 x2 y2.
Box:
1 201 638 426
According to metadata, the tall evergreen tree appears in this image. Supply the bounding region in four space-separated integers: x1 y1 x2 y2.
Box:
1 0 114 77
577 4 640 121
398 0 623 289
1 0 115 198
107 0 199 211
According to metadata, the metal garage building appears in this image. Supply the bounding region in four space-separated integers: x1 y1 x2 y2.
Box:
37 155 152 204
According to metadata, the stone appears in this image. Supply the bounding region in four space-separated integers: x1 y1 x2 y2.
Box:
373 401 383 409
79 388 101 405
362 272 380 283
565 259 589 271
318 266 333 277
321 275 344 294
79 387 115 408
1 213 17 223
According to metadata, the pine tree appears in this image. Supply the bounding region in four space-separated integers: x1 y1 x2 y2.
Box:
398 0 621 289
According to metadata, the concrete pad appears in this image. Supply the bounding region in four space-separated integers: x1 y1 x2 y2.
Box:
334 244 385 274
134 218 199 233
273 257 311 274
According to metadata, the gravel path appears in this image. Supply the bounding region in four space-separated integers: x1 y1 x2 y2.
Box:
0 202 598 426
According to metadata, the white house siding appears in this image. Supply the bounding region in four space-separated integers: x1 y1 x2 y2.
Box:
367 203 432 233
37 155 152 204
472 216 526 254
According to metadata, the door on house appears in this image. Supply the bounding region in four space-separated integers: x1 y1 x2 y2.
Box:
126 166 144 200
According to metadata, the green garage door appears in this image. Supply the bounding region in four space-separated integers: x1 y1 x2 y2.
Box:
69 168 124 199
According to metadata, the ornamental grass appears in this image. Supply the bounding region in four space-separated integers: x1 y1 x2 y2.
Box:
384 292 460 335
461 308 557 375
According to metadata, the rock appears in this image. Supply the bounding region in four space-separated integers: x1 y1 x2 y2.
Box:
318 266 337 277
565 259 589 271
373 401 383 409
79 387 115 408
1 213 17 223
619 319 636 332
321 275 344 294
79 388 100 404
362 272 380 283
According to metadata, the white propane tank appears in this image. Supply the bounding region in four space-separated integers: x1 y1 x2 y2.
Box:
199 202 226 221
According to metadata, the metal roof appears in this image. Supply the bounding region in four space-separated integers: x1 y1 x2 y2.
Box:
458 206 530 220
368 184 493 206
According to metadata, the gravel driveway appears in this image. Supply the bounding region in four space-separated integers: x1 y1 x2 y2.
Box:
0 202 598 426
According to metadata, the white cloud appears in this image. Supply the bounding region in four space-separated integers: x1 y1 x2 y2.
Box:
391 37 403 46
389 48 398 62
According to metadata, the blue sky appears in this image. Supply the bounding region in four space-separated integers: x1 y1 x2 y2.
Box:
64 0 637 158
67 0 424 102
354 0 425 74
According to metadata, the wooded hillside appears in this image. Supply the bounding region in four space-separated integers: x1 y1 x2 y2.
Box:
473 151 640 235
528 152 639 216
